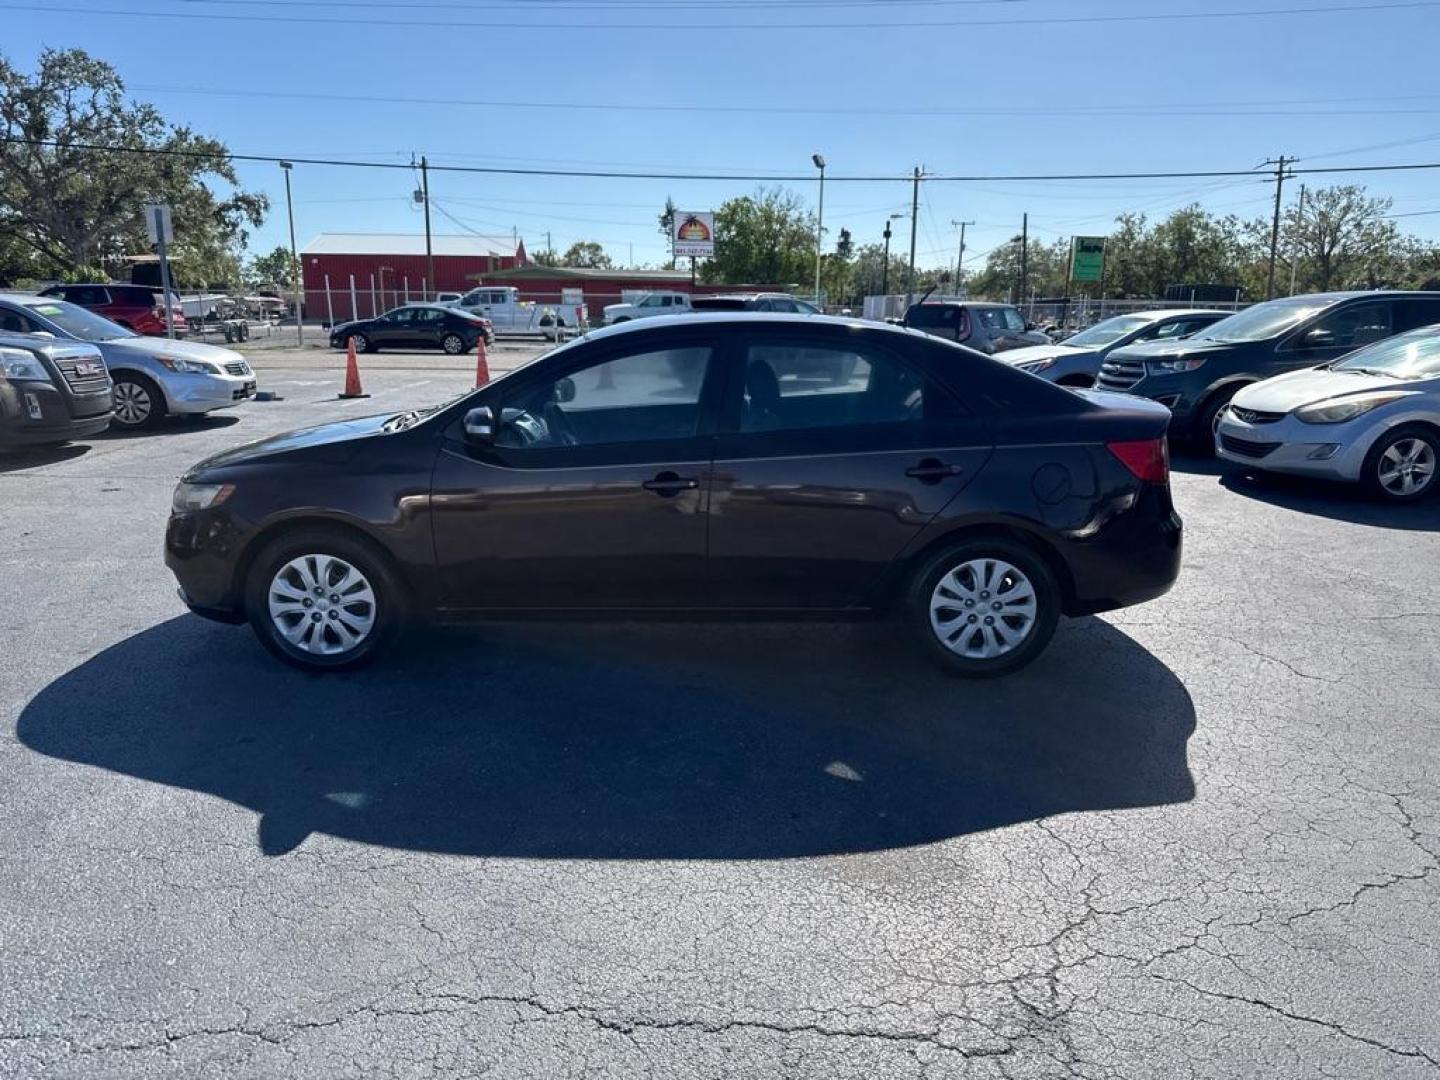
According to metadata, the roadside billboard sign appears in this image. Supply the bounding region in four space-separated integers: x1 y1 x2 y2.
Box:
673 211 715 258
1070 236 1106 283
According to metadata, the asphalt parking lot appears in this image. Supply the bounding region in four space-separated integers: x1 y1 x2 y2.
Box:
2 343 1438 1079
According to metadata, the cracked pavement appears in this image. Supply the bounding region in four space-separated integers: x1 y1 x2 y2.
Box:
1 350 1437 1078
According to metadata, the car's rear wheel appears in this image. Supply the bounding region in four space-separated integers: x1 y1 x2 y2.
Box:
1363 425 1439 502
111 373 167 430
244 527 405 671
442 333 466 355
907 538 1060 678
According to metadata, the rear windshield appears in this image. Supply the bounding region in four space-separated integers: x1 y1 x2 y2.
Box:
906 305 960 327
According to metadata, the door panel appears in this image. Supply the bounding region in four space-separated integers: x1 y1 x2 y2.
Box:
707 335 991 610
429 337 724 611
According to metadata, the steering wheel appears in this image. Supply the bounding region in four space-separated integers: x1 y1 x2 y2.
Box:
541 401 580 447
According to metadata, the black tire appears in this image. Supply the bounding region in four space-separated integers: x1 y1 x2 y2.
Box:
906 537 1061 678
1361 424 1440 503
1191 388 1242 455
349 333 375 354
110 372 168 430
442 333 466 355
244 526 407 672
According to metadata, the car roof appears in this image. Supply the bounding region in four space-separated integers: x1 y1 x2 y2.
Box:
0 292 60 307
574 310 943 346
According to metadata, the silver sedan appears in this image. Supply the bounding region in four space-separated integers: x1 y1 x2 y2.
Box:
0 293 256 430
1216 325 1440 501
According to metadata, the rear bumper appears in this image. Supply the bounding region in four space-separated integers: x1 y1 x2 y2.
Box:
1060 487 1183 615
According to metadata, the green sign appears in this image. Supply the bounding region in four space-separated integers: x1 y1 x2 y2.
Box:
1070 236 1106 283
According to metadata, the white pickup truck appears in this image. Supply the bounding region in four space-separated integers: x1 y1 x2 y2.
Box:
453 287 559 335
602 291 692 325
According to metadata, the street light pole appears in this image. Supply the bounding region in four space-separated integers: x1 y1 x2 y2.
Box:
812 153 827 306
951 219 974 294
420 155 435 302
882 219 893 298
280 161 303 347
906 166 921 308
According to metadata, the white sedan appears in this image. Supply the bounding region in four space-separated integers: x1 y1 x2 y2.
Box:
1216 325 1440 501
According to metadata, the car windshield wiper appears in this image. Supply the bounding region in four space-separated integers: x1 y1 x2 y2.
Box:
1338 366 1399 377
383 410 422 431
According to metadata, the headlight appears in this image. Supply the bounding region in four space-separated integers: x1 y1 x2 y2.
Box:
0 347 52 382
1017 358 1057 374
1295 391 1412 425
156 355 220 375
1147 357 1206 374
172 482 235 512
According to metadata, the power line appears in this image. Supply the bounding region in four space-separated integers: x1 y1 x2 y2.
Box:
1 0 1434 31
128 82 1440 120
11 135 1440 184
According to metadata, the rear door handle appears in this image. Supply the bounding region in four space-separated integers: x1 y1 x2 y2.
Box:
905 458 964 483
642 471 700 497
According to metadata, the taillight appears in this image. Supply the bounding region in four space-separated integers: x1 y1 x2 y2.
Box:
1107 438 1169 484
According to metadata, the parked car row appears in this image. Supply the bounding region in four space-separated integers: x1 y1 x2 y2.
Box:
0 291 257 446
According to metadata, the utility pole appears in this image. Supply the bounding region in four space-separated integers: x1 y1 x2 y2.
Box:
951 219 974 294
881 219 893 298
1264 155 1292 300
1289 183 1307 296
812 153 827 305
906 166 921 307
280 161 302 347
1019 213 1029 307
420 156 434 301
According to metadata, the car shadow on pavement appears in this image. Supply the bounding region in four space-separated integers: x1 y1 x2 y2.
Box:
17 616 1195 860
0 443 90 473
97 414 243 440
1219 468 1440 530
1168 450 1229 477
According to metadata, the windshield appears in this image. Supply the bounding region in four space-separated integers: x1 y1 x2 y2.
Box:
1333 328 1440 379
1196 298 1332 344
1064 315 1151 348
23 299 136 342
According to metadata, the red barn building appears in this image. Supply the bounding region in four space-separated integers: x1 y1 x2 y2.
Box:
301 232 526 321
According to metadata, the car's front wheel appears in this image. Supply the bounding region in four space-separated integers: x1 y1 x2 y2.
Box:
349 333 373 354
1363 424 1439 502
111 373 167 430
907 538 1060 678
441 333 466 355
244 528 405 671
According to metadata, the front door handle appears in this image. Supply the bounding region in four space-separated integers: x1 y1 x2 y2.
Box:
906 458 964 483
642 471 700 497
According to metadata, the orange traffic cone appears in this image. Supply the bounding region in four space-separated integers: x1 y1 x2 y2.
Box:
339 337 369 399
474 335 491 388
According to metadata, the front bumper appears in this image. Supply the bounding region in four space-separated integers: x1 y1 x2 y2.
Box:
1215 409 1388 481
166 507 248 615
0 380 113 447
163 372 257 414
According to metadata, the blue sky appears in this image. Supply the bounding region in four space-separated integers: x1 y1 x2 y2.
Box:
8 0 1440 273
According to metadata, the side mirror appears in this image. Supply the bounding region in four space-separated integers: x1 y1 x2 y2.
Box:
1025 321 1038 331
463 405 495 443
1301 327 1335 349
554 377 576 404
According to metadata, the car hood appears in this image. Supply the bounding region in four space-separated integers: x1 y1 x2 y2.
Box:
1107 338 1240 363
1232 367 1419 411
100 336 246 367
999 344 1091 365
186 414 393 476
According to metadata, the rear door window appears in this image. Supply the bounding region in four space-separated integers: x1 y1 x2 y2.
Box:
70 286 110 306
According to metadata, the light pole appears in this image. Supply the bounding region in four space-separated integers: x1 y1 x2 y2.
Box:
280 161 303 347
951 219 974 295
882 213 907 302
812 153 826 307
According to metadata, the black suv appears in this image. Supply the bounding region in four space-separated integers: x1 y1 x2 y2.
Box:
1097 290 1440 443
168 314 1182 677
0 331 113 448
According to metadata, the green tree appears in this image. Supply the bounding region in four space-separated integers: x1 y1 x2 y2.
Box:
561 240 612 269
246 245 299 288
1278 185 1401 292
657 196 676 269
967 235 1069 301
702 187 815 286
0 48 267 287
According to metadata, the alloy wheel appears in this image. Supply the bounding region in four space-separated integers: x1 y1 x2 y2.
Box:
352 334 368 353
929 558 1038 659
267 554 378 656
1378 437 1436 497
112 380 152 426
443 334 464 354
